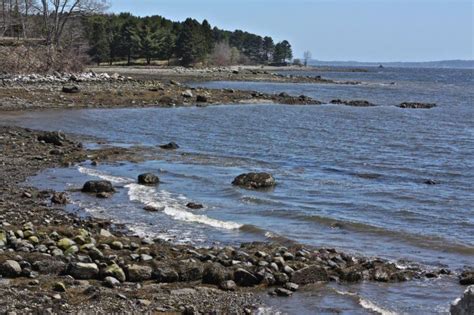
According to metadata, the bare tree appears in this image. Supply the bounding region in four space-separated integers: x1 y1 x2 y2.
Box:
35 0 108 45
303 50 312 67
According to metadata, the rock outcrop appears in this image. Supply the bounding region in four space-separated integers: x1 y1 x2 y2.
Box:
451 286 474 315
232 173 276 189
138 173 160 185
81 181 115 193
398 102 437 109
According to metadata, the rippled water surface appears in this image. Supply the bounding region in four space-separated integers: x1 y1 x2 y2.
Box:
1 67 472 314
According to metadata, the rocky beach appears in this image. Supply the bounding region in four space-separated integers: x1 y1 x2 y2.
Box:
0 66 473 314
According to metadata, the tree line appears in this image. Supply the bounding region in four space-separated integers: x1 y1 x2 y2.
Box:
83 13 293 66
0 0 294 70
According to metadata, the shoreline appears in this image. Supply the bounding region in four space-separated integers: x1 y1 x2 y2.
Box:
0 125 459 313
0 68 470 313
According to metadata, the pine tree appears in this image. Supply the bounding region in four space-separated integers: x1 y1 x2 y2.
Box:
263 36 275 62
135 24 160 64
157 30 176 65
86 16 109 65
176 18 206 66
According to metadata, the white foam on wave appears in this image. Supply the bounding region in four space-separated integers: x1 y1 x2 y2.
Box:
126 183 242 230
77 166 132 184
334 289 398 315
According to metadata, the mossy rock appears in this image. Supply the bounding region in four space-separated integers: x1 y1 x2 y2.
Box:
105 264 126 282
57 238 75 250
28 236 40 245
64 245 79 256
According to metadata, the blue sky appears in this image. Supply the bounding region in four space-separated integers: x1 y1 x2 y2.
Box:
109 0 473 62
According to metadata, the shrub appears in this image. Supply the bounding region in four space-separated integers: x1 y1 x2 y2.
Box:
0 44 89 74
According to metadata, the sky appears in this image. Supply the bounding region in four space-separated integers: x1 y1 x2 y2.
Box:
109 0 473 62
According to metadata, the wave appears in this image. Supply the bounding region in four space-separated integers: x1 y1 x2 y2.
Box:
240 195 286 206
258 209 474 255
239 224 295 244
333 289 398 315
126 183 242 230
77 166 132 184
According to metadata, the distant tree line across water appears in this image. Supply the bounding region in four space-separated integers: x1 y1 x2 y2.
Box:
84 13 294 66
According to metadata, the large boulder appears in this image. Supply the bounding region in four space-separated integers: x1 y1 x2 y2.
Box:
81 180 114 193
138 173 160 185
232 173 276 189
451 286 474 315
202 263 227 285
126 264 153 282
0 260 22 277
32 259 67 275
153 267 179 283
460 270 474 285
234 268 260 287
68 262 99 280
178 263 204 282
291 265 329 284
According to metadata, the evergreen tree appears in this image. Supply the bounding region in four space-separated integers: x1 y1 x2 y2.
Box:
201 19 214 54
119 16 140 65
263 36 275 62
86 16 109 65
135 24 160 64
157 30 176 65
176 18 206 66
273 40 293 63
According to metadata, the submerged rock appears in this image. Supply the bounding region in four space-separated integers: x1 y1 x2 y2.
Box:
160 142 180 150
96 192 112 199
144 205 164 212
138 173 160 185
398 102 436 109
186 202 204 209
232 173 276 189
330 99 375 107
81 180 114 193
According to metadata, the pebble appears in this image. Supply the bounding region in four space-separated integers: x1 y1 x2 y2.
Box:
104 276 120 288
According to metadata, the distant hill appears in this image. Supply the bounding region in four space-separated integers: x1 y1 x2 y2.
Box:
309 59 474 69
